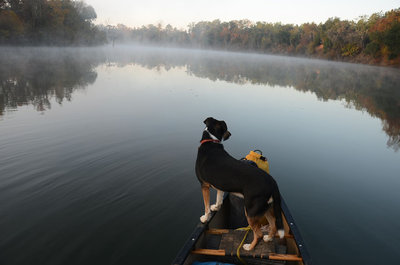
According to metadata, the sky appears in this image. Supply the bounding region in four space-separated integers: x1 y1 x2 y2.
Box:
85 0 400 29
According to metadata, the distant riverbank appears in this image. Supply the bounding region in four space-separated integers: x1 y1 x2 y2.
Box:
100 8 400 67
1 1 399 67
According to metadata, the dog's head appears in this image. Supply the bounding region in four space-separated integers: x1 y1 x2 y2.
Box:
203 117 231 141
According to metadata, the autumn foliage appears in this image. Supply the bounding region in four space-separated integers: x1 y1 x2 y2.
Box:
104 8 400 66
0 0 106 45
1 2 399 66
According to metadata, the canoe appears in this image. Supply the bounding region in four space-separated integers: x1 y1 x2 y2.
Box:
171 193 312 265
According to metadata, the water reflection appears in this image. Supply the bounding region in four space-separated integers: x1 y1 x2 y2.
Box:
1 46 399 150
104 47 400 151
0 48 101 115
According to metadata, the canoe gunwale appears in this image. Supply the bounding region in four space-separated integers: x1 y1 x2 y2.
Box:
280 197 313 265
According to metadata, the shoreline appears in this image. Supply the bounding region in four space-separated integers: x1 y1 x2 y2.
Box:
1 44 399 68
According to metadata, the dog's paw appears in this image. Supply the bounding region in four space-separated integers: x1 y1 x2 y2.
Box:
278 229 285 239
200 214 209 223
210 204 221 211
243 244 252 251
263 235 273 242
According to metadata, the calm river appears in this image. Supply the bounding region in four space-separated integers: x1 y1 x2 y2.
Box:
0 46 399 265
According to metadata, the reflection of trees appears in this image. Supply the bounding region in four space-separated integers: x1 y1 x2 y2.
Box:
104 48 400 150
1 47 399 150
0 48 101 115
192 54 400 150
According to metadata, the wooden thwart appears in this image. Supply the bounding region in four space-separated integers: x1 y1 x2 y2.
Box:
269 254 303 261
206 229 229 235
206 228 294 238
192 248 302 262
191 249 226 256
279 233 294 238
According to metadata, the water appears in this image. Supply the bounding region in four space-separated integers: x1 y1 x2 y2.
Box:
0 46 399 265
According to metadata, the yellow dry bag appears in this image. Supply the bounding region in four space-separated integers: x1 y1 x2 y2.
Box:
244 150 270 174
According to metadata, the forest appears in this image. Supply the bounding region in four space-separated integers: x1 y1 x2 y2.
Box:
1 1 399 66
106 8 400 66
0 0 106 45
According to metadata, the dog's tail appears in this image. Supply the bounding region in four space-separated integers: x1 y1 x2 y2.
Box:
272 181 285 238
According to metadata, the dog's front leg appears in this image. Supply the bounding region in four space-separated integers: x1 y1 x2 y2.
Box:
211 189 224 211
200 184 211 223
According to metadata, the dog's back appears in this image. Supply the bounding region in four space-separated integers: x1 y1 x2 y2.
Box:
196 141 278 216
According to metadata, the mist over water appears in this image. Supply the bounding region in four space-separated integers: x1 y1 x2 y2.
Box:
0 46 399 265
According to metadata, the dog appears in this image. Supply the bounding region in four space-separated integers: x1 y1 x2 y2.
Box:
195 117 284 251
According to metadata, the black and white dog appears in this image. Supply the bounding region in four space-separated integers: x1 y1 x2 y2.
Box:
195 117 284 251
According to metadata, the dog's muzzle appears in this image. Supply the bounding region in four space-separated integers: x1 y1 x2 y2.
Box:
223 131 231 141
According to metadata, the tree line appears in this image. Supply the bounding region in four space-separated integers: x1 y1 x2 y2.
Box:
1 2 399 65
0 0 106 45
104 8 400 66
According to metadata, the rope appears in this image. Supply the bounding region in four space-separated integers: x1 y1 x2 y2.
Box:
236 226 251 265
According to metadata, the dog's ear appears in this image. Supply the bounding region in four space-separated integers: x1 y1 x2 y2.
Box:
203 117 214 126
220 121 227 129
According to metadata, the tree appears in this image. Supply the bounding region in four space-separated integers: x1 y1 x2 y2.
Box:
0 9 24 42
0 0 105 45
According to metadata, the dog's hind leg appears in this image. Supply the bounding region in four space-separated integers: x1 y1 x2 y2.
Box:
200 183 211 223
243 216 263 251
211 189 224 211
263 207 277 242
